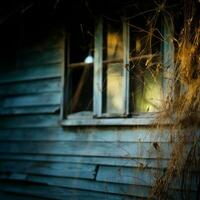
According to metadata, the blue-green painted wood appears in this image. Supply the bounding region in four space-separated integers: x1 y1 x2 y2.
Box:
1 170 198 195
1 92 61 108
1 126 196 144
16 48 63 68
0 141 172 159
0 175 198 199
0 154 169 169
0 106 59 115
3 172 198 197
0 174 150 198
0 127 172 142
0 181 138 200
0 161 96 179
0 63 62 84
0 191 47 200
96 166 158 186
96 166 199 190
0 115 59 128
0 78 61 96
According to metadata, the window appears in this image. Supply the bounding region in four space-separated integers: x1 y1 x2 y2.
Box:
61 14 174 126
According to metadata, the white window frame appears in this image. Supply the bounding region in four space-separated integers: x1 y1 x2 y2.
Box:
61 16 174 126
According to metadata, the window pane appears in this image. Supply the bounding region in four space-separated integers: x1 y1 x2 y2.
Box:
67 22 93 115
129 17 163 113
67 66 93 114
70 22 94 63
102 20 124 114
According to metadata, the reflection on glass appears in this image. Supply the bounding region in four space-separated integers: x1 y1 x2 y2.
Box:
68 66 93 114
129 17 162 113
132 68 162 112
67 22 93 115
103 20 124 114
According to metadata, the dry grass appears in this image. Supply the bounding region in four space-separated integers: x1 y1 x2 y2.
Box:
147 1 200 199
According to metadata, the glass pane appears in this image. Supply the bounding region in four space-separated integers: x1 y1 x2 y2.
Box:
102 20 124 114
67 66 93 114
70 22 94 63
129 17 163 113
67 21 93 115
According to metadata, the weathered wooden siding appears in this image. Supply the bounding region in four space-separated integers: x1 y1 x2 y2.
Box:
0 26 198 200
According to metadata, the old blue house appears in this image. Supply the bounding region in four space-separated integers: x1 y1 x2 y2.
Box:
0 0 199 199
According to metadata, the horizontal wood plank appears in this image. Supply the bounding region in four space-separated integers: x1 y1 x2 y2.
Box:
0 106 59 115
0 181 136 200
0 78 61 96
0 174 150 198
0 161 96 179
0 174 197 199
0 191 46 200
96 166 158 186
0 154 169 169
0 63 62 84
0 141 172 159
1 92 61 108
0 115 59 128
96 166 198 191
0 127 172 142
1 126 195 143
17 48 64 68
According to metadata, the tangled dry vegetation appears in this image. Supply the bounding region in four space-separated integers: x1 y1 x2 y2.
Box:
147 1 200 199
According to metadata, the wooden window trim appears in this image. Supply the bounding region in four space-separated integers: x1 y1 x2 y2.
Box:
61 112 168 126
93 16 103 117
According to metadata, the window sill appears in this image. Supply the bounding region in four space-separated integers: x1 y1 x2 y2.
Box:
61 113 164 126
